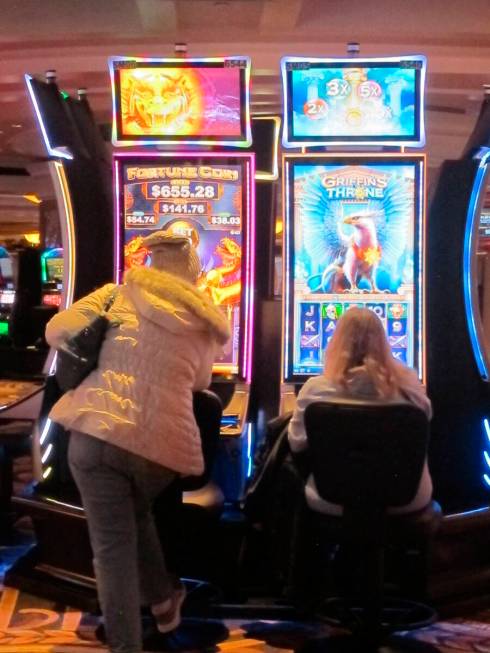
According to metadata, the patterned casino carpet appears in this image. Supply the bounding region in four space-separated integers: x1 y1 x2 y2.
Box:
2 578 490 653
3 543 490 652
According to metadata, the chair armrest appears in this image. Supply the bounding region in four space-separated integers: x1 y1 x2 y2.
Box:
267 411 293 441
290 448 311 481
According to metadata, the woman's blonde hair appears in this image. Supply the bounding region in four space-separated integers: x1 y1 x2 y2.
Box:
324 306 414 399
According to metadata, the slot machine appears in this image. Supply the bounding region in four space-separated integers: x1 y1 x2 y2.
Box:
7 58 256 607
423 89 490 602
6 73 114 605
109 56 255 502
427 90 490 514
0 246 15 336
279 55 427 410
41 247 63 308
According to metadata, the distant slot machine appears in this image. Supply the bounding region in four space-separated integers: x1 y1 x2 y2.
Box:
110 56 255 501
41 247 63 308
279 54 427 407
0 246 15 335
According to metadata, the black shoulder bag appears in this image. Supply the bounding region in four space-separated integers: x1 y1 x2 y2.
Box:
55 290 118 392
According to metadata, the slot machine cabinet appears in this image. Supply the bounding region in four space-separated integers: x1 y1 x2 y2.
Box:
5 74 114 605
114 152 255 503
110 55 256 503
278 54 427 416
7 58 257 606
25 73 114 307
246 116 283 435
427 152 490 514
424 138 490 605
21 74 113 486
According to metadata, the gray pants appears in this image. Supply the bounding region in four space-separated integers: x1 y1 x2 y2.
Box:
68 431 176 653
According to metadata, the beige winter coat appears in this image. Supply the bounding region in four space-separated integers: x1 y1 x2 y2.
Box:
45 266 230 476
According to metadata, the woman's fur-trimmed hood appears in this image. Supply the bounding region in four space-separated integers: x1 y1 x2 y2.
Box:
125 266 230 345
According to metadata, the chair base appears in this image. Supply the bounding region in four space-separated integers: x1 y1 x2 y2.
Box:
318 596 436 633
300 633 442 652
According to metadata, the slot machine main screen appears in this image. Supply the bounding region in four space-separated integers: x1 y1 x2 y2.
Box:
284 156 424 379
121 160 248 375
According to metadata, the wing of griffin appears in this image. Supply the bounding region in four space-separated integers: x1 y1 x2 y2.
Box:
376 170 413 288
299 171 345 290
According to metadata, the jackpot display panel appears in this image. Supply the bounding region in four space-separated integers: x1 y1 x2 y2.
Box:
114 152 255 379
283 153 425 382
109 56 252 147
281 55 426 148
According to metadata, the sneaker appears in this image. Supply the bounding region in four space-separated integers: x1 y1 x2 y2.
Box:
152 581 186 634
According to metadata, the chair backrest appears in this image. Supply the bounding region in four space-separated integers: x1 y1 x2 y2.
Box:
182 389 223 491
304 398 429 510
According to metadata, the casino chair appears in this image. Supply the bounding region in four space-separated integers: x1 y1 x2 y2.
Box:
301 398 442 653
153 389 225 609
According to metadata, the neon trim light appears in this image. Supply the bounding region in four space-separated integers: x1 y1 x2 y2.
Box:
38 161 77 479
109 55 252 147
40 418 52 446
282 158 292 380
51 162 75 313
483 418 490 488
246 422 253 478
243 156 256 382
417 160 427 381
463 148 490 380
25 74 73 160
281 55 426 148
41 443 53 464
113 158 122 280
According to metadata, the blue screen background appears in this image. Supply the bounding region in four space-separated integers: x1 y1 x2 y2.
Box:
290 66 417 139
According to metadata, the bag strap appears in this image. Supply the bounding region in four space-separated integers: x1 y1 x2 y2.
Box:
103 287 118 313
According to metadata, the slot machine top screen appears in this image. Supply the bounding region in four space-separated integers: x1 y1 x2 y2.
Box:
109 56 252 147
281 55 426 147
46 259 64 282
115 153 255 380
283 154 425 383
42 248 64 284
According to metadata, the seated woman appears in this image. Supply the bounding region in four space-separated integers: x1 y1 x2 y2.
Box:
288 306 432 516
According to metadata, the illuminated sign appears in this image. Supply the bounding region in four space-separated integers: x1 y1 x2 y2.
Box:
109 56 252 147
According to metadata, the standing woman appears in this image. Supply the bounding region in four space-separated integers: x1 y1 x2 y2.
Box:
46 231 230 653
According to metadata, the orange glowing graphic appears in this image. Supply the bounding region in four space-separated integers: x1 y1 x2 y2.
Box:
124 236 149 270
120 68 204 136
199 237 241 307
124 186 134 211
166 220 200 248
